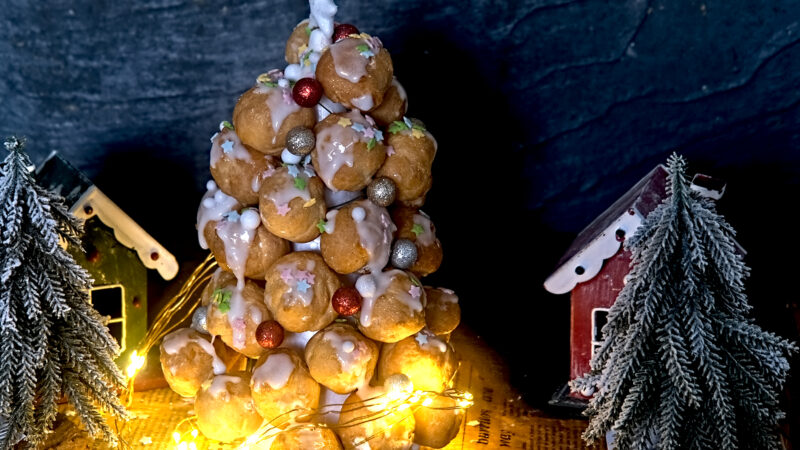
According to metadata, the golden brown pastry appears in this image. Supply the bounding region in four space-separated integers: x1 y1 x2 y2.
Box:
285 20 311 64
369 78 407 127
319 200 395 274
354 270 426 343
195 372 263 442
315 34 393 111
210 125 280 206
271 426 343 449
377 119 437 205
312 111 386 192
377 329 457 393
304 323 379 394
159 328 227 397
336 385 415 450
202 208 290 281
413 396 464 448
424 287 461 336
258 164 326 243
251 348 320 423
264 252 340 333
391 206 442 277
202 269 272 358
233 76 316 155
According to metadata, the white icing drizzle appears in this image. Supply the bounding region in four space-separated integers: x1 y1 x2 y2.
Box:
437 288 458 304
350 93 374 111
210 129 251 169
196 181 238 250
162 328 226 375
308 0 337 38
412 213 435 246
265 167 312 211
216 208 260 290
292 236 321 253
314 110 371 190
254 84 302 144
391 78 408 111
275 259 317 307
355 269 422 327
352 200 396 273
253 352 295 390
323 209 338 233
330 38 371 83
415 330 448 353
207 374 243 400
322 330 369 380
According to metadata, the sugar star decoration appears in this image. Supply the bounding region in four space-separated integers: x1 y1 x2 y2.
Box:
221 139 235 153
351 123 366 133
280 268 295 283
287 164 300 177
294 176 307 190
317 219 328 234
276 203 291 216
409 285 421 298
415 332 429 346
386 146 396 156
296 270 316 284
338 118 352 127
411 223 425 237
296 279 311 293
355 43 375 58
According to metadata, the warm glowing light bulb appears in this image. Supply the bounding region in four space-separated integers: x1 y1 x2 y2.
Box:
126 351 146 379
422 397 434 407
188 443 197 450
177 443 188 450
172 431 181 444
191 429 198 438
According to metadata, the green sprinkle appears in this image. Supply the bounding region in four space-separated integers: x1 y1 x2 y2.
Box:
409 274 421 287
212 289 232 313
411 123 426 132
388 121 409 134
305 26 313 36
411 224 425 237
221 120 234 130
261 81 278 88
367 137 377 150
355 44 370 53
294 177 307 190
316 219 328 234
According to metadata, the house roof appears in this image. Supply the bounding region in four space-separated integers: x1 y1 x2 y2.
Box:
36 152 179 280
544 165 669 295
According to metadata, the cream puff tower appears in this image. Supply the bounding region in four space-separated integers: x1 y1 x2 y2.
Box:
160 1 465 448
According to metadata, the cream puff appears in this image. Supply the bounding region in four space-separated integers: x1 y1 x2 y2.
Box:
304 323 379 394
251 348 321 423
258 164 326 243
159 328 227 397
423 287 461 336
376 117 436 205
319 200 395 274
354 270 426 343
210 124 280 206
391 206 442 277
195 372 263 442
376 329 457 393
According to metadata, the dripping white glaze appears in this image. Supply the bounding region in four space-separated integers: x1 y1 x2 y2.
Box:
254 84 302 144
252 352 295 390
330 38 372 83
210 129 251 169
322 330 367 378
323 209 338 234
314 110 372 190
207 374 243 400
350 93 374 111
355 269 422 327
265 167 313 211
196 181 238 250
352 200 396 273
412 213 436 246
215 207 260 290
162 328 226 375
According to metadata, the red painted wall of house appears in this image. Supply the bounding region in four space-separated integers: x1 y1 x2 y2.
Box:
569 249 631 397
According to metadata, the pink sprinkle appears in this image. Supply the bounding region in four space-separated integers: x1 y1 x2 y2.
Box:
363 127 375 139
282 89 293 105
365 115 376 126
386 146 395 156
276 203 291 216
409 285 421 298
280 268 295 283
296 270 316 284
232 318 246 330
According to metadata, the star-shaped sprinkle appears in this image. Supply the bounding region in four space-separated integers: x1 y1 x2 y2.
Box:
351 122 366 133
294 177 307 190
409 285 421 298
363 127 375 139
411 224 425 237
337 118 352 127
298 44 308 54
365 115 376 126
355 44 374 58
221 139 234 153
280 268 295 283
303 198 317 208
316 219 328 234
411 129 425 139
296 279 311 293
367 137 377 150
304 166 316 177
287 164 300 177
296 270 316 284
276 203 291 216
386 146 396 156
388 120 409 134
415 332 429 346
220 120 234 131
374 129 384 141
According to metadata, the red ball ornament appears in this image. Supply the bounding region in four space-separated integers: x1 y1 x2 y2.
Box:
292 78 323 108
256 320 285 349
332 287 363 316
333 23 360 43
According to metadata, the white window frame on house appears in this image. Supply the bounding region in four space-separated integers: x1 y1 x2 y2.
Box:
591 308 610 359
89 284 127 353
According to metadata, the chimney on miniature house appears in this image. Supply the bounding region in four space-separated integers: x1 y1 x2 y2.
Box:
545 165 736 406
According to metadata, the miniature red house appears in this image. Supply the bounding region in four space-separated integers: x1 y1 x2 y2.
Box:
544 165 727 403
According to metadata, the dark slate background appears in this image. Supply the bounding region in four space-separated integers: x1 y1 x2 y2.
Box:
2 0 800 416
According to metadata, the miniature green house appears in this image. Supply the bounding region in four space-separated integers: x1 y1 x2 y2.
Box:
36 153 178 365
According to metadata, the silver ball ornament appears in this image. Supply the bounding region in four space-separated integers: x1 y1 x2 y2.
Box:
285 126 315 156
191 306 210 334
367 177 397 207
391 238 418 269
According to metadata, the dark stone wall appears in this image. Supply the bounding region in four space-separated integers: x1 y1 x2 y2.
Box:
2 0 799 410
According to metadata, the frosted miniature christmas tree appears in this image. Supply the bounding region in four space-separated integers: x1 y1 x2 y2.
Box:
571 154 796 450
0 137 127 448
160 1 469 448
